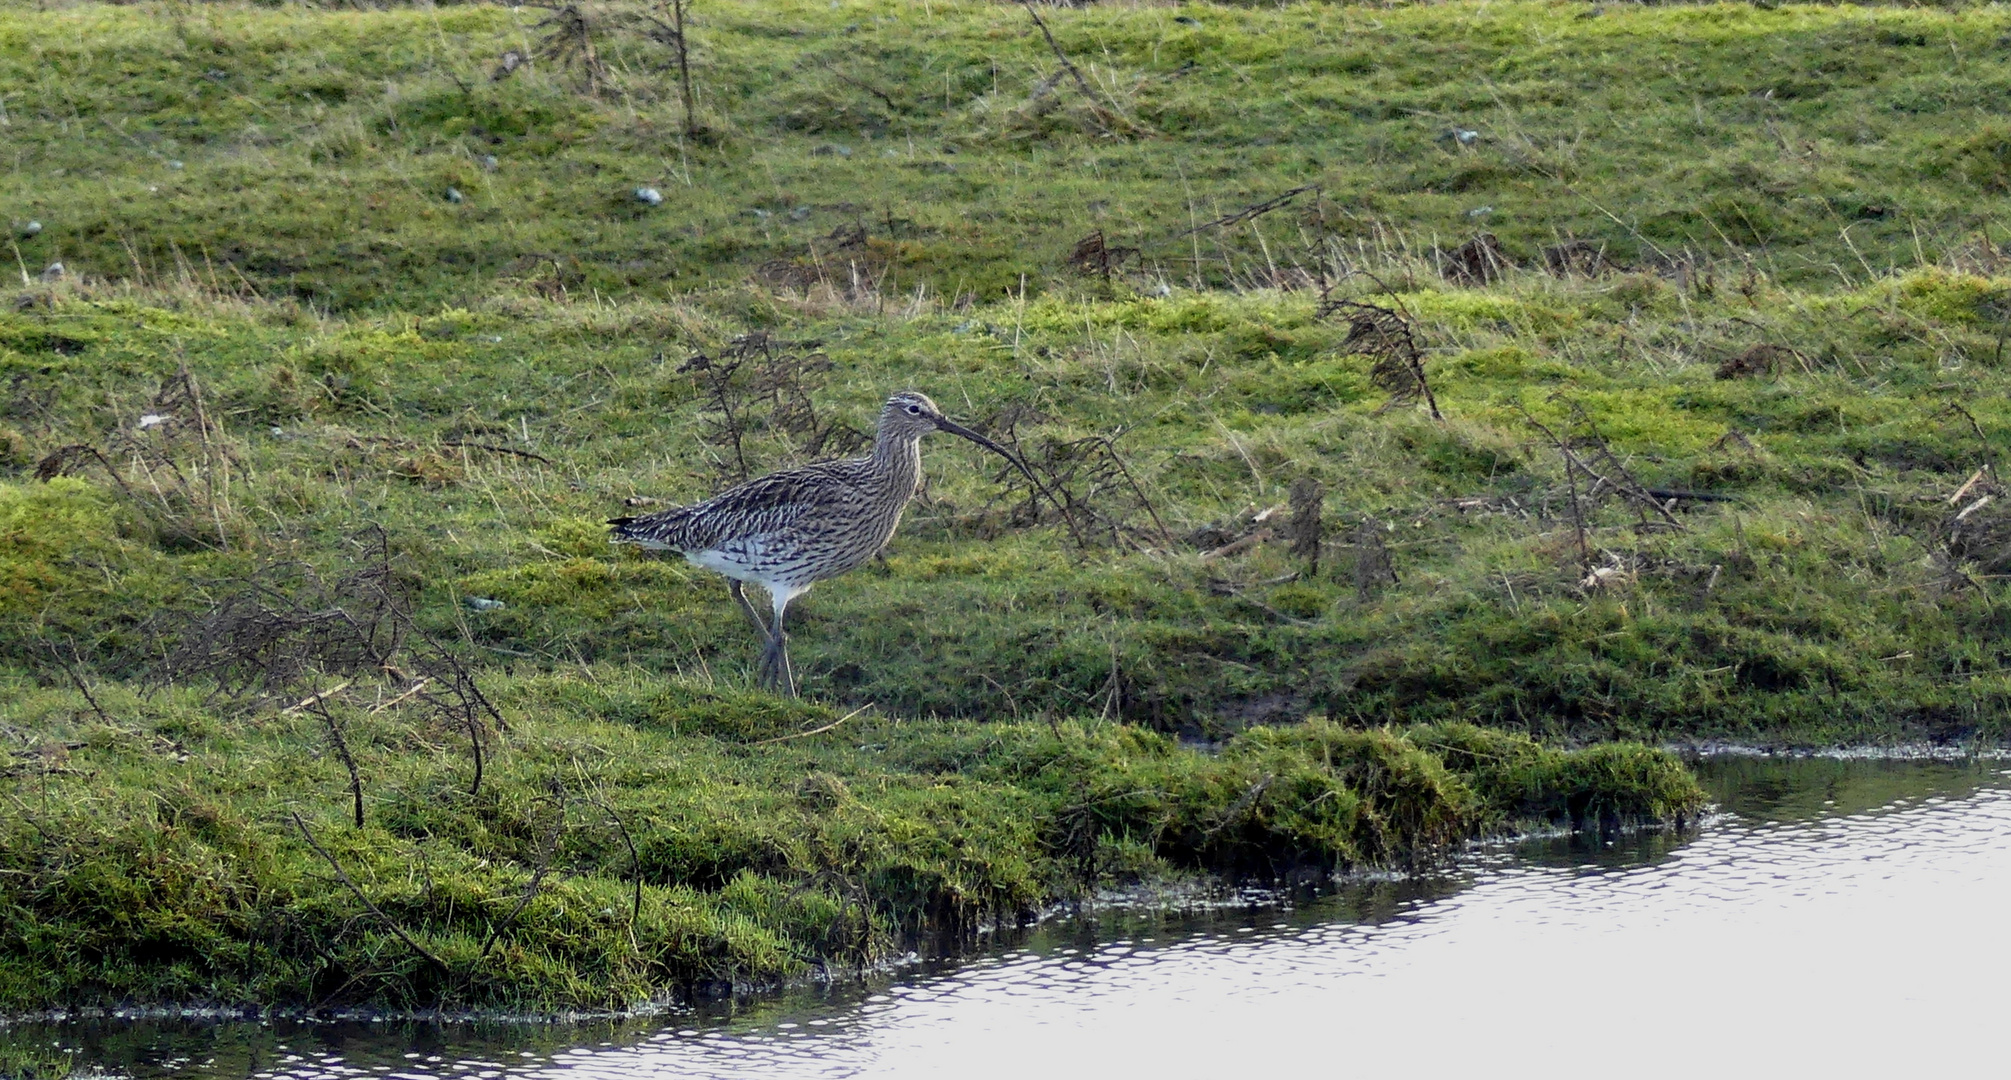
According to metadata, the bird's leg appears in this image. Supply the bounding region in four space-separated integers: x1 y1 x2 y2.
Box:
768 590 797 698
734 580 790 693
728 579 770 637
772 628 797 699
755 633 777 690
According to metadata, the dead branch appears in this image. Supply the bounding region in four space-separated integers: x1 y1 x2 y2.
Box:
1941 401 1997 472
1066 231 1140 280
1442 232 1514 286
1203 773 1276 838
587 792 644 932
291 811 445 970
748 704 871 745
1207 580 1315 626
982 422 1164 551
1202 527 1272 561
679 334 865 487
309 698 366 830
1521 401 1686 545
1321 299 1442 419
807 57 898 110
1542 239 1624 278
281 680 352 715
440 440 555 465
51 641 113 725
369 678 432 715
1175 185 1318 237
525 2 608 97
632 0 700 136
478 791 566 962
1018 0 1108 131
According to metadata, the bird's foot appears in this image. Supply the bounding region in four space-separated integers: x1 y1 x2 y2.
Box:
757 633 797 698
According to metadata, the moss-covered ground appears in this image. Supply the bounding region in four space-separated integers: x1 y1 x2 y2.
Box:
2 0 2007 1014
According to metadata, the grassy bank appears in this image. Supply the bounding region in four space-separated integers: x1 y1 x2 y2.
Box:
0 678 1700 1013
1 0 2008 1013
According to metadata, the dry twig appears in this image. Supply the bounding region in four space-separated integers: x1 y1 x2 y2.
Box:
291 811 445 970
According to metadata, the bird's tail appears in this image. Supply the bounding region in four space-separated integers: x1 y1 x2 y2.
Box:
607 510 683 551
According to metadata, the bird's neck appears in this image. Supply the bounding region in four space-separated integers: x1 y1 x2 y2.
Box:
870 430 923 493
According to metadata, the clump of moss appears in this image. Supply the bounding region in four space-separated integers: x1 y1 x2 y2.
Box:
1411 722 1704 829
0 479 178 653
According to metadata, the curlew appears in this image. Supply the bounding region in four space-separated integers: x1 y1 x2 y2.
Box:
609 390 1028 696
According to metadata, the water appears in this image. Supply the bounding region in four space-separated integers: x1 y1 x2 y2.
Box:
12 757 2011 1079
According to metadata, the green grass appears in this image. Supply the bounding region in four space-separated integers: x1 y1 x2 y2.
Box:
3 0 2010 1013
8 1 2011 305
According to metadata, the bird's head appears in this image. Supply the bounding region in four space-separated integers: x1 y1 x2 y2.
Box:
880 390 951 440
880 389 1022 461
877 389 1075 530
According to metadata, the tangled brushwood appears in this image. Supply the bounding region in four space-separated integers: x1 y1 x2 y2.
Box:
1320 298 1442 419
972 416 1169 552
152 527 503 793
678 332 868 486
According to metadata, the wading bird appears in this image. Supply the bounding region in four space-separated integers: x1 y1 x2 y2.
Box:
609 391 1030 696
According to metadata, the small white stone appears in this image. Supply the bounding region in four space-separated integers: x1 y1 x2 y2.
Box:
138 414 168 430
445 187 465 203
19 220 40 237
38 261 64 282
635 186 664 205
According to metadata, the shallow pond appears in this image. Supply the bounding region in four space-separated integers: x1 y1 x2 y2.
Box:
11 756 2010 1079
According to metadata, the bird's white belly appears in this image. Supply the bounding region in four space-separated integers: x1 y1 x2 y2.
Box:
687 537 783 582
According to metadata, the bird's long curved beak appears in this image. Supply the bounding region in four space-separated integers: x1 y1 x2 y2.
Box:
934 417 1017 461
935 416 1060 503
935 414 1089 546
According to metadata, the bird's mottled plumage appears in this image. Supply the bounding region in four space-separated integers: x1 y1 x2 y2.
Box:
609 391 1010 695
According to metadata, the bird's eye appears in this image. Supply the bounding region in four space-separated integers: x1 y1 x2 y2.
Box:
905 404 922 415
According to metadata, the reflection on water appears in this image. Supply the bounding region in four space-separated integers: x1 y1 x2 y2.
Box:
11 758 2011 1079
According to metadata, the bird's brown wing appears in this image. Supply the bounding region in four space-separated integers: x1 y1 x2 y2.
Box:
608 459 865 552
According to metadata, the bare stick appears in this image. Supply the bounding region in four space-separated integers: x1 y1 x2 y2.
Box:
749 705 871 746
1201 527 1273 561
281 680 351 715
1019 1 1096 103
1101 438 1175 550
1942 401 1997 472
589 794 644 931
310 699 366 829
291 811 446 970
811 59 898 110
479 797 565 961
1211 583 1315 627
440 440 555 465
52 641 113 725
368 677 432 715
1522 406 1683 531
1175 186 1319 237
463 703 485 797
674 0 695 136
1018 0 1112 134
